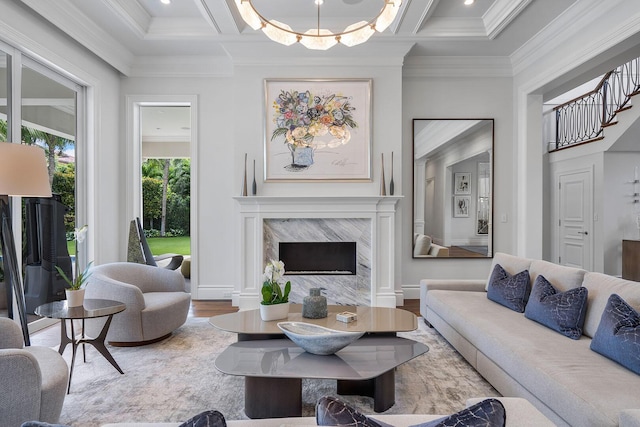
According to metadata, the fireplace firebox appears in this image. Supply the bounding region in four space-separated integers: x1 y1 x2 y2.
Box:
278 242 356 275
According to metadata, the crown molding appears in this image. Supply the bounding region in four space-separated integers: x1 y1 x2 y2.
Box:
483 0 533 40
403 56 513 78
222 40 414 67
19 0 133 76
511 0 620 76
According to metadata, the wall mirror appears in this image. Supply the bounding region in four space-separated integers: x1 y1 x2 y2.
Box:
412 119 493 258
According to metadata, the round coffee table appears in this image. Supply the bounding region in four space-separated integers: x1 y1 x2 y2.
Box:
35 299 126 393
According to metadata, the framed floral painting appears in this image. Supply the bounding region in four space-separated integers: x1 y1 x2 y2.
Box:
264 79 372 181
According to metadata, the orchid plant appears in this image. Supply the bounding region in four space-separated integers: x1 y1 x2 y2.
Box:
261 259 291 305
56 225 92 290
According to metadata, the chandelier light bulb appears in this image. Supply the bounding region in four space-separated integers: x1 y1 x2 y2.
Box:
236 0 402 50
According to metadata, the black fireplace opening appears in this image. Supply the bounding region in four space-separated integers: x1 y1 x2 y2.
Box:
278 241 357 275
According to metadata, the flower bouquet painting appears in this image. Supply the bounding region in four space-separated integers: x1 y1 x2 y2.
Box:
265 79 372 181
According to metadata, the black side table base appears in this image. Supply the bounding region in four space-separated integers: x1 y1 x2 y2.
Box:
59 314 124 393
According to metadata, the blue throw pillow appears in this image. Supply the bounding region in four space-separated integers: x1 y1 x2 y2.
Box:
524 275 588 339
409 398 506 427
178 410 226 427
487 264 531 312
590 294 640 375
316 396 393 427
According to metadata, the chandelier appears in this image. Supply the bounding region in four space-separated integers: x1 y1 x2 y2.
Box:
234 0 402 50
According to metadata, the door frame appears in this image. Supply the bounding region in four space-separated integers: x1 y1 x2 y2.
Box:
552 166 594 270
126 95 198 297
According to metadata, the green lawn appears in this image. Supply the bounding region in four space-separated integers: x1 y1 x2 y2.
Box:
146 236 191 255
67 236 191 256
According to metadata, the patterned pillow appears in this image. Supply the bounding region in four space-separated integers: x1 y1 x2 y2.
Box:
409 398 505 427
590 294 640 375
487 264 531 312
178 410 226 427
316 396 393 427
524 275 588 339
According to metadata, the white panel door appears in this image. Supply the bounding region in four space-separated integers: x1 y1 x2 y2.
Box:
558 170 592 270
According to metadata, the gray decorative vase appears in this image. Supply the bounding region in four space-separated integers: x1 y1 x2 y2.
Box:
302 288 328 319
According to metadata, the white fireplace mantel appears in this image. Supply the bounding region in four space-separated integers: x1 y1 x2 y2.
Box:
233 195 402 310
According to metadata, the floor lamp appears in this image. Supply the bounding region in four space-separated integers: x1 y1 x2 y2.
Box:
0 143 52 346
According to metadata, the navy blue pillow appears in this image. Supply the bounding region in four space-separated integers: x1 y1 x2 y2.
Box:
178 410 226 427
590 294 640 375
316 396 393 427
409 398 506 427
487 264 531 312
524 275 588 339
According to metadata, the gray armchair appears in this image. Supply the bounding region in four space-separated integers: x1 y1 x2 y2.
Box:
0 317 68 426
84 262 190 345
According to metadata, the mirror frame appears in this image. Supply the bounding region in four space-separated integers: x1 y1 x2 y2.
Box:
412 118 494 259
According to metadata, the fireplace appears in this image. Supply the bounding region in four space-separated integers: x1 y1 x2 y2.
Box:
279 242 357 275
233 195 401 309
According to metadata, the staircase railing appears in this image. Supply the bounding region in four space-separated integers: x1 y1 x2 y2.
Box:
552 57 640 151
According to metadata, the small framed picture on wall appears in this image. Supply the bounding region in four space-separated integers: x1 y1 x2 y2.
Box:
454 196 470 218
454 172 471 195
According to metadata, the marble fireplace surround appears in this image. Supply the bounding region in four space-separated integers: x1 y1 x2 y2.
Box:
233 196 402 310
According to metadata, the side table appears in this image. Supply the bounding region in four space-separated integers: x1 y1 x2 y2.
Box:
35 298 126 393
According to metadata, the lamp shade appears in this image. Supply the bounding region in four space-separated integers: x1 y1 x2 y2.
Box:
0 143 52 197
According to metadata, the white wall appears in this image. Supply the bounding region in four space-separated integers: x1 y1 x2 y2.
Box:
121 60 404 300
402 75 514 295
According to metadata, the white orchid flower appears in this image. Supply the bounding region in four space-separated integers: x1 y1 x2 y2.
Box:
74 225 88 243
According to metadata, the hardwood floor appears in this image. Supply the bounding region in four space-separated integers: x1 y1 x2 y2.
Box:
191 299 421 318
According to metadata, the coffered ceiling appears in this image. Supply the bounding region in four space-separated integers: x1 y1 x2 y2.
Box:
18 0 578 76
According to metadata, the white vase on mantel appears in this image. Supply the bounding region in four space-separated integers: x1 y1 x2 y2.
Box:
260 302 289 321
65 288 85 307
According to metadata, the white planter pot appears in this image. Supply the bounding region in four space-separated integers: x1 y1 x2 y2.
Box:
259 302 289 321
65 288 85 307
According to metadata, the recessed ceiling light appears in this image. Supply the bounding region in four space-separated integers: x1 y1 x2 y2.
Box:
464 0 474 4
160 0 171 4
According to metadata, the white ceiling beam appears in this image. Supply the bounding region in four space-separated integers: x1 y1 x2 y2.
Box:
193 0 221 34
483 0 533 40
18 0 134 75
101 0 151 39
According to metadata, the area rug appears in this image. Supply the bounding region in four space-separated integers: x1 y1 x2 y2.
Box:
36 317 498 426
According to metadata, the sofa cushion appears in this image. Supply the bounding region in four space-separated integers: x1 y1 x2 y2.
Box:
582 272 640 338
414 235 433 257
524 275 588 339
590 294 640 375
486 264 530 312
485 253 532 291
528 260 586 293
409 398 505 427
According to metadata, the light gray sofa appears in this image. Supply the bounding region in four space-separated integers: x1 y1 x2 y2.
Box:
100 397 554 427
413 233 449 257
84 262 191 345
0 317 68 426
420 252 640 427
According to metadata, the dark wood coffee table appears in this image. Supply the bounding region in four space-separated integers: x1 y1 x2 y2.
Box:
211 305 425 418
215 336 428 419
